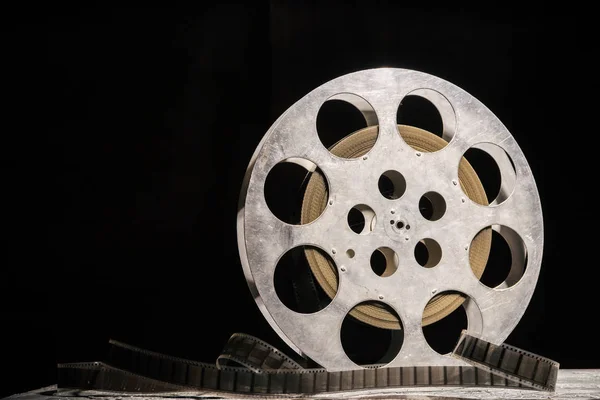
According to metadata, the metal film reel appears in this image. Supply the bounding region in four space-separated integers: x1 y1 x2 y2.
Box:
237 68 543 371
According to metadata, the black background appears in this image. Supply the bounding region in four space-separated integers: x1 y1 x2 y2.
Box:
3 3 597 397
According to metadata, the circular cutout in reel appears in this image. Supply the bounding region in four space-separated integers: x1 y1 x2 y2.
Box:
237 68 543 370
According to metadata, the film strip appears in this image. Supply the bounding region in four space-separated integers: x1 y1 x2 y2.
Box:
56 332 558 395
451 331 559 391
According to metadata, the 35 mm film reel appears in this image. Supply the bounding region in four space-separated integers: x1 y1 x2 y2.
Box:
237 68 543 370
51 68 557 397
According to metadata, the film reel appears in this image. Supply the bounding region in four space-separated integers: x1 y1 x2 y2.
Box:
51 68 557 397
237 68 543 370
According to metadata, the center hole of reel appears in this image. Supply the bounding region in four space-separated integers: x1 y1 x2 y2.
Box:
391 218 410 232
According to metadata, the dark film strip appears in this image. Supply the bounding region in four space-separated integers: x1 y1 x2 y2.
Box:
451 330 559 391
55 332 552 395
